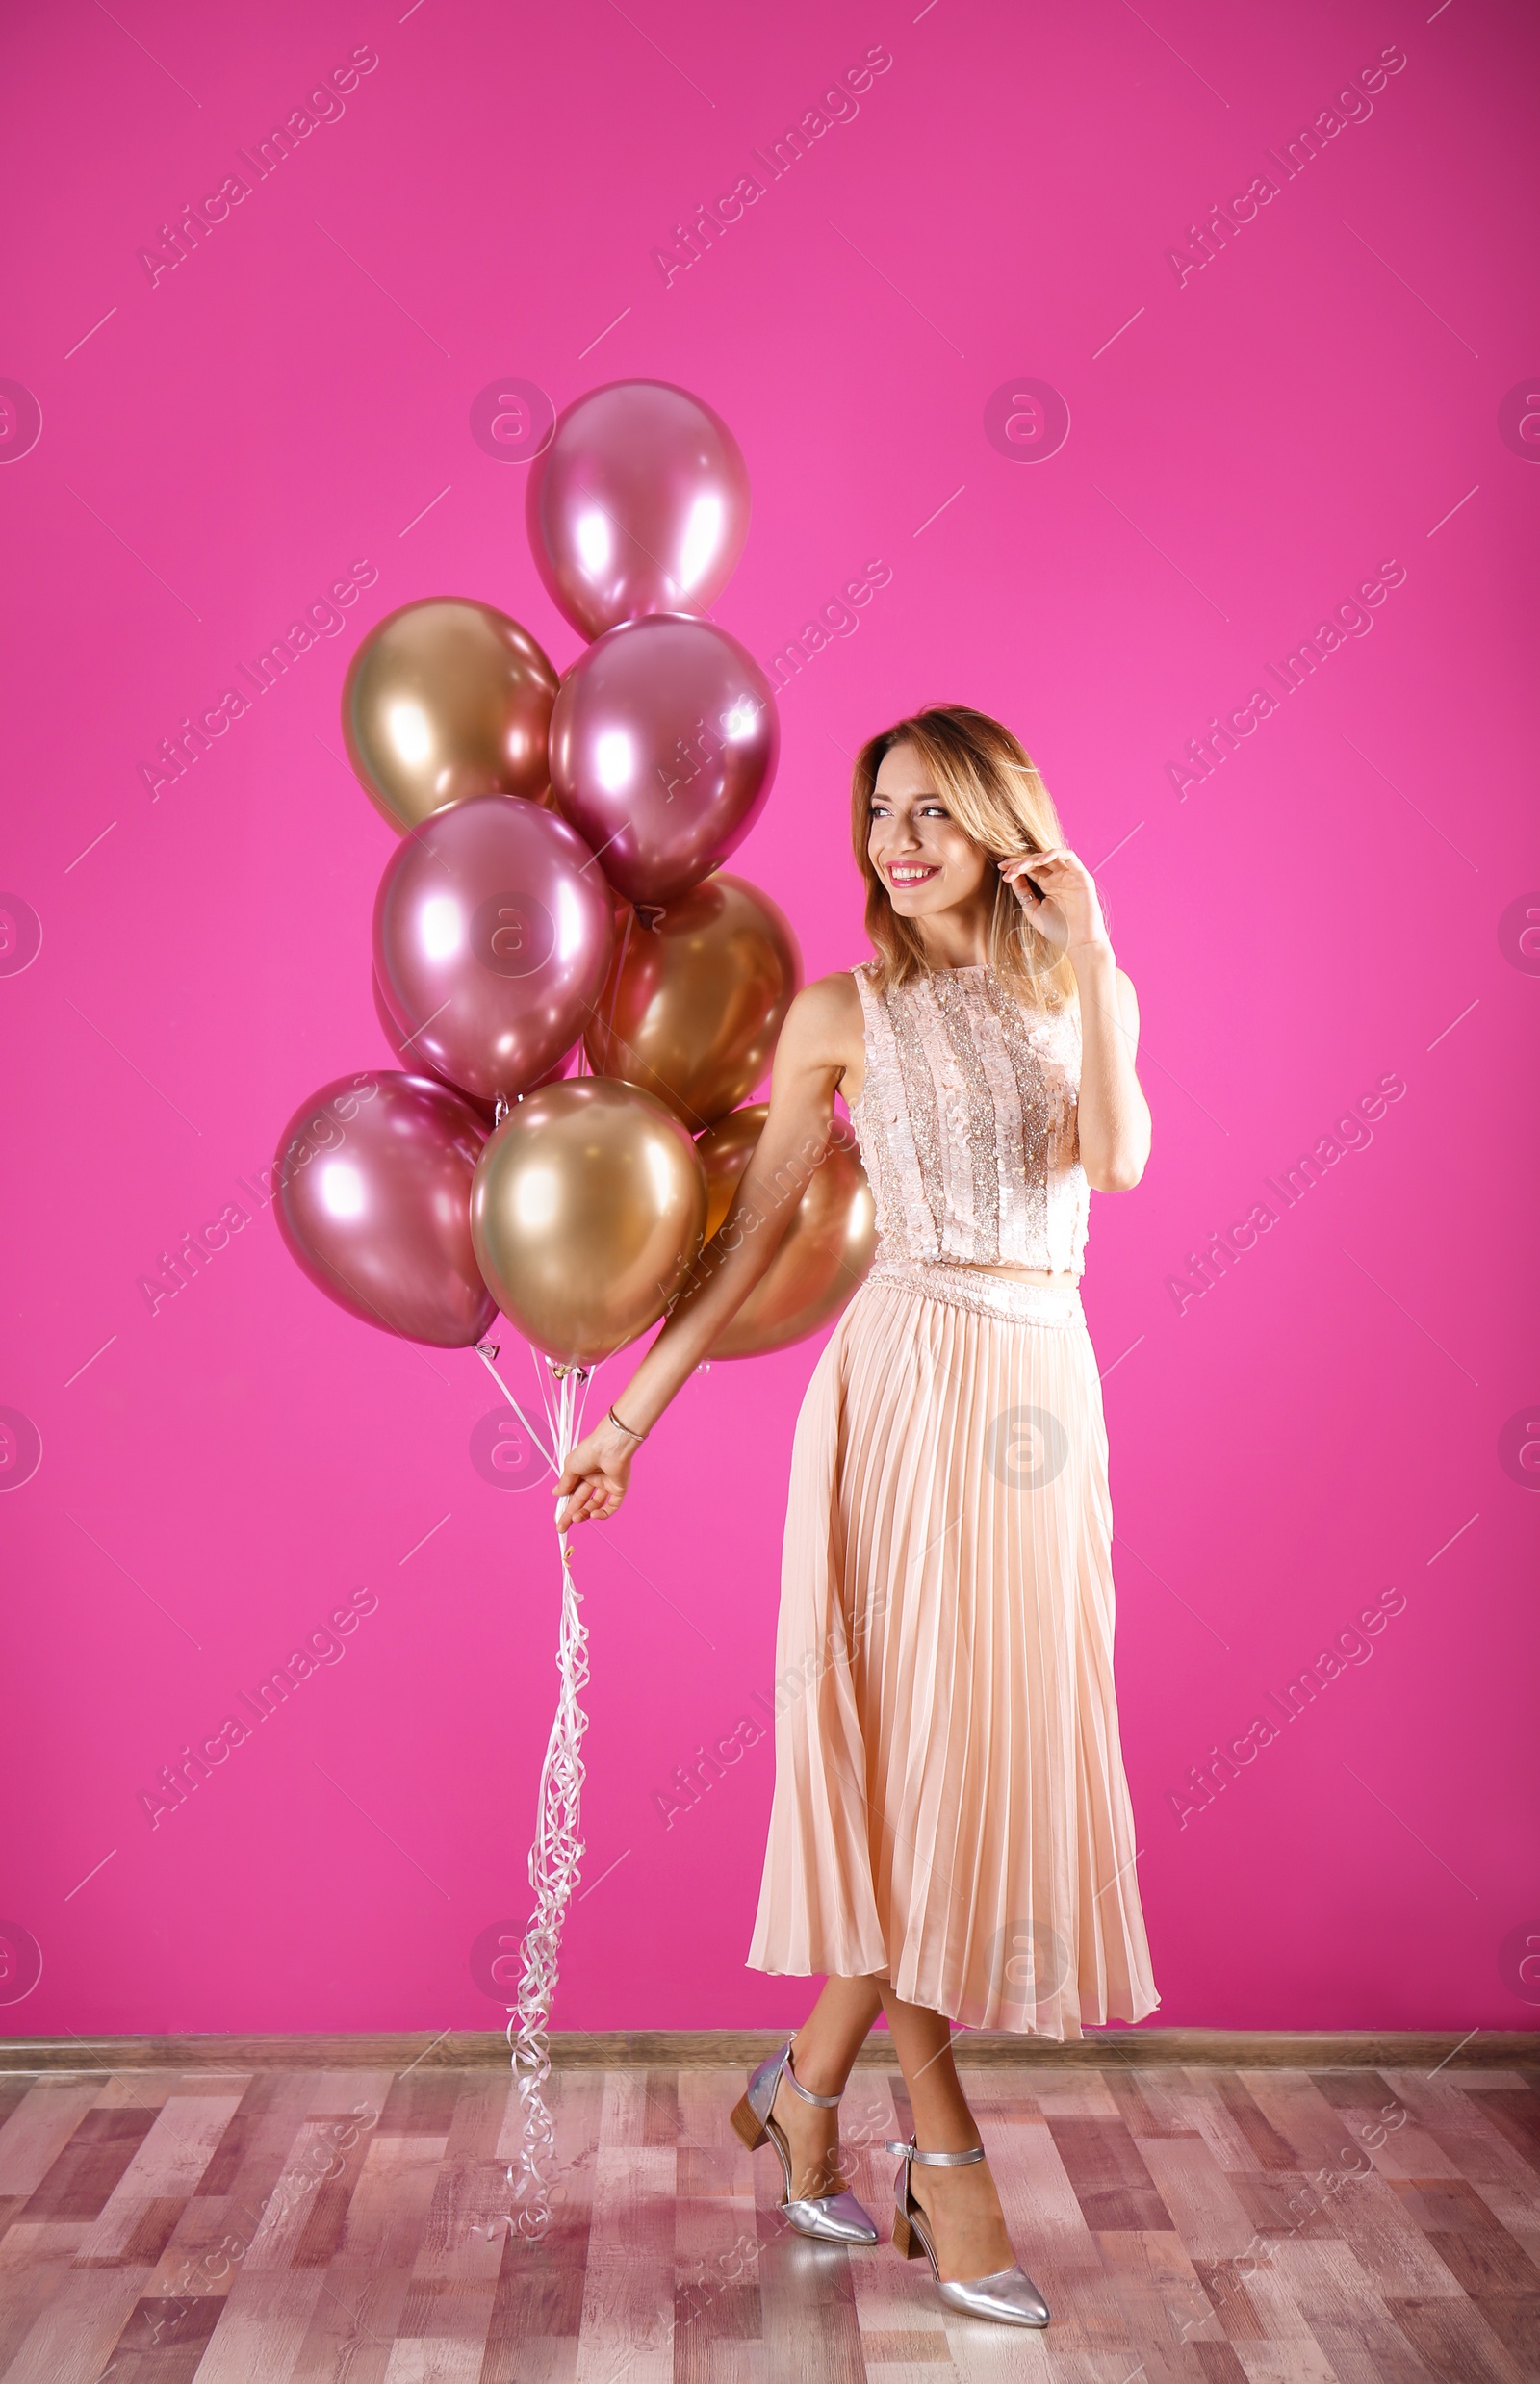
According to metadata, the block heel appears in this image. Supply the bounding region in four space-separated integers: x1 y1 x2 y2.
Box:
730 2093 767 2151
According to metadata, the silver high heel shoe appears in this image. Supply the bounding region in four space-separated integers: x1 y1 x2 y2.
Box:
886 2135 1051 2326
730 2042 880 2243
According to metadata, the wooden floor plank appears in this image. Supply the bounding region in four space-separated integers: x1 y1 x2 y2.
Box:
573 2075 675 2384
335 2131 451 2278
1385 2294 1530 2384
1452 2296 1540 2379
1137 2138 1264 2264
288 2133 449 2382
1387 2177 1540 2301
986 2111 1130 2371
1470 2095 1540 2187
184 2074 289 2204
95 2290 226 2384
19 2105 160 2222
1095 2221 1227 2355
438 2074 514 2169
1102 2064 1197 2143
378 2275 500 2381
1383 2078 1540 2262
185 2267 327 2384
1209 2079 1298 2177
1270 2237 1444 2384
0 2082 35 2135
0 2084 106 2200
1191 2229 1355 2365
74 2090 247 2269
1230 2343 1346 2382
674 2067 764 2383
1306 2075 1460 2186
141 2072 320 2334
1179 2073 1293 2180
0 2220 87 2377
0 2260 151 2384
1046 2115 1174 2232
478 2070 603 2382
753 2225 865 2384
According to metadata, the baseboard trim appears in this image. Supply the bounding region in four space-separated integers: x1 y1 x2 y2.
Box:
1 2027 1533 2074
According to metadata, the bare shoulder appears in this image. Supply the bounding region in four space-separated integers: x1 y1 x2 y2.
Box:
770 969 866 1110
779 969 864 1064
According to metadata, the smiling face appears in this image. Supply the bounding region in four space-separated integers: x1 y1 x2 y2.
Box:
867 741 992 922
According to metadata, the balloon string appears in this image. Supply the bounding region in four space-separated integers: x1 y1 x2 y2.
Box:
531 1342 561 1448
474 1345 556 1474
477 1358 595 2244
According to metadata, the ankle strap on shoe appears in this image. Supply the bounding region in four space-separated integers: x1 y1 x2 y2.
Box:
885 2134 986 2166
780 2044 842 2109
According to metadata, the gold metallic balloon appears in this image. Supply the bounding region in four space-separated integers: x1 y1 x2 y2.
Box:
342 599 559 832
694 1104 877 1358
471 1077 707 1365
584 874 801 1131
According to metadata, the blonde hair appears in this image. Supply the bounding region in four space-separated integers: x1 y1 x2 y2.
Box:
850 704 1076 1013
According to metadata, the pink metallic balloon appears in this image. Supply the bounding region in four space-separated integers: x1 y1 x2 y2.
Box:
372 966 494 1121
373 794 615 1105
371 968 574 1117
273 1070 497 1347
549 616 779 908
526 380 751 639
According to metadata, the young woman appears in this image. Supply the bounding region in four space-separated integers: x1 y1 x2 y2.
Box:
557 705 1159 2328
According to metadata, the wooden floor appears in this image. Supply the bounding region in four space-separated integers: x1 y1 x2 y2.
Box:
0 2059 1537 2380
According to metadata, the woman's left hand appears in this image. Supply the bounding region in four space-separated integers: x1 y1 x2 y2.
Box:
998 847 1109 956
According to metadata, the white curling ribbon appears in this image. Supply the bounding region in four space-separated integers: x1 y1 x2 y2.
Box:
473 1352 595 2242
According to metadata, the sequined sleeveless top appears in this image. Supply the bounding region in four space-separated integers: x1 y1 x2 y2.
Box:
847 961 1090 1281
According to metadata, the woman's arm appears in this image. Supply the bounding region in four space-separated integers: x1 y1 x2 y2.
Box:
998 847 1151 1192
554 973 861 1525
1069 941 1150 1192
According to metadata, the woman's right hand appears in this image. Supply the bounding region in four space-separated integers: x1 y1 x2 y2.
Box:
554 1418 637 1528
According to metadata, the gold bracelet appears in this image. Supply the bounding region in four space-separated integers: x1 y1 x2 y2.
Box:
607 1404 648 1443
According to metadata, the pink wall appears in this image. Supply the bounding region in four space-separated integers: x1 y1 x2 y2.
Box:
1 0 1535 2040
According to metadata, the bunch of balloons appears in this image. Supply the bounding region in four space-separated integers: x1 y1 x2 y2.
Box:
275 377 874 1375
270 378 875 2242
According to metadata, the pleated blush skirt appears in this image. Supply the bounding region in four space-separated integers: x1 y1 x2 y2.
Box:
747 1259 1160 2038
